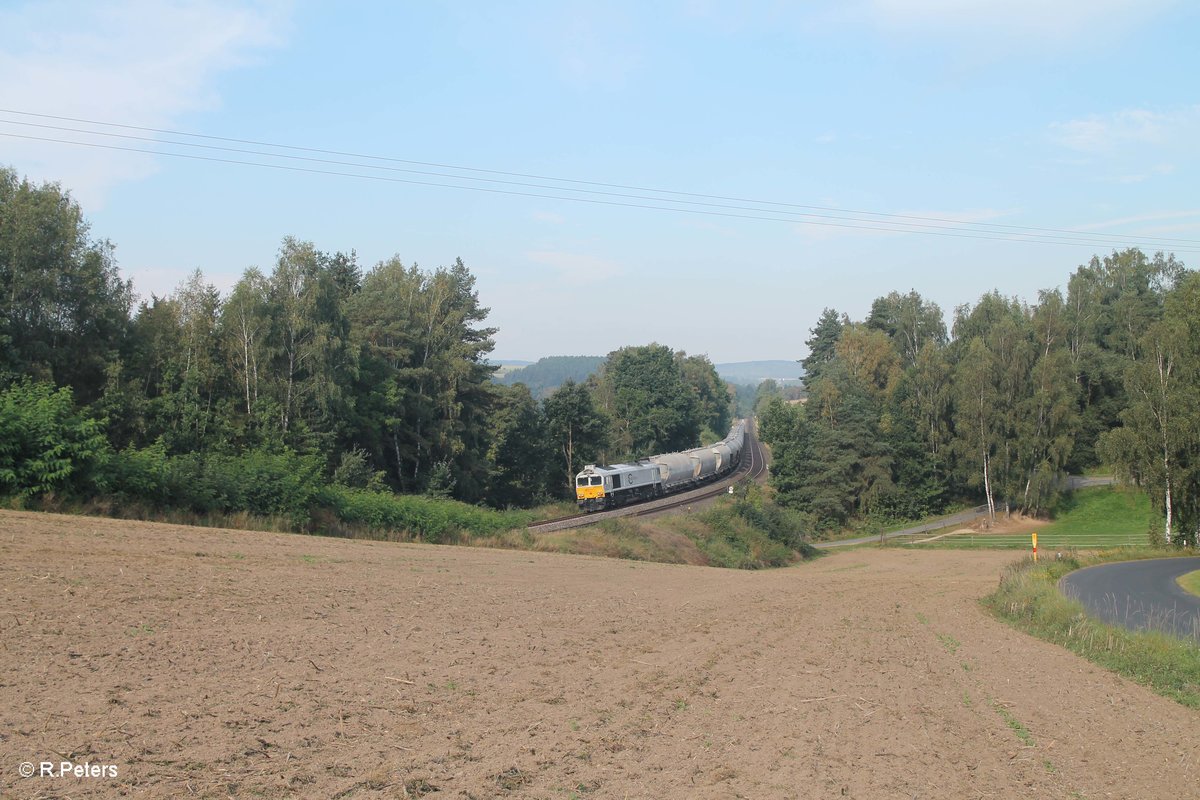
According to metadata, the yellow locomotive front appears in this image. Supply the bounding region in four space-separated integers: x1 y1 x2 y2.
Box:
575 467 606 511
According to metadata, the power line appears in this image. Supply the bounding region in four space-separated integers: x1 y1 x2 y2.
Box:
2 110 1197 253
6 129 1197 254
5 107 1195 247
4 118 1173 248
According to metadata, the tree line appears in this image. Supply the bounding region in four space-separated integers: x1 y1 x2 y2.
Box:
758 250 1199 545
0 167 732 516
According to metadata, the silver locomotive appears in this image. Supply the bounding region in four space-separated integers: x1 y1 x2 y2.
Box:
575 421 745 512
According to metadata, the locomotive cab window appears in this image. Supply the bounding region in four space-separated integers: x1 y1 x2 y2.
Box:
576 477 589 487
590 477 601 486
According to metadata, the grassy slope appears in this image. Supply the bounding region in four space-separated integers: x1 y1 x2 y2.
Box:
1178 570 1200 598
907 486 1152 550
26 486 811 570
510 498 817 569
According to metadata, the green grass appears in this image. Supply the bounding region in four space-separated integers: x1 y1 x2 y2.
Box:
903 486 1152 550
1178 570 1200 598
992 701 1035 746
935 633 961 654
1042 486 1152 537
983 551 1200 708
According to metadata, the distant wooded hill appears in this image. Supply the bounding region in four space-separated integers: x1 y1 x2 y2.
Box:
714 361 804 386
494 356 803 398
495 356 606 398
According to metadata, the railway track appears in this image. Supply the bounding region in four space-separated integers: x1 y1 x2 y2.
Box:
528 420 768 533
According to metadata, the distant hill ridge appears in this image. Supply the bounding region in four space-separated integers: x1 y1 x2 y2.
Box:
495 356 606 399
714 360 804 385
493 356 802 398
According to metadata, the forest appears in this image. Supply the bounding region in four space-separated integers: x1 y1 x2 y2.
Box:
757 251 1199 546
0 167 730 525
4 165 1198 548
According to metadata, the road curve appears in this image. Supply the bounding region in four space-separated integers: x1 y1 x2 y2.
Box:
1058 556 1200 641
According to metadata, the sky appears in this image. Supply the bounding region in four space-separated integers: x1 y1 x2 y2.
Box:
2 0 1198 363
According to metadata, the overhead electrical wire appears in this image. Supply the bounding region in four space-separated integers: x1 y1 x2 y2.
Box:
0 123 1156 248
5 107 1195 246
2 108 1197 254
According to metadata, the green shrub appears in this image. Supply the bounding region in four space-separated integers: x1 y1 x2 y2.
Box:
319 485 534 543
693 492 808 569
105 440 171 504
158 448 323 523
332 447 387 491
724 482 821 557
0 380 110 498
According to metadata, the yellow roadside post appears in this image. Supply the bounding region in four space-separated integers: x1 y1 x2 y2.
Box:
1032 532 1038 562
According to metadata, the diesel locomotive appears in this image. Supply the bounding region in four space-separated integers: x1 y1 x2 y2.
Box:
574 420 746 512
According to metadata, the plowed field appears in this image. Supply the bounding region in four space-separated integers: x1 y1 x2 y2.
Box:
1 510 1195 798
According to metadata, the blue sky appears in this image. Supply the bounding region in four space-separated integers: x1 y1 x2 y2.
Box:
2 1 1198 363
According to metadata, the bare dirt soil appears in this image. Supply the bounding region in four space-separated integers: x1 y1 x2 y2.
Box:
970 513 1043 534
1 510 1195 799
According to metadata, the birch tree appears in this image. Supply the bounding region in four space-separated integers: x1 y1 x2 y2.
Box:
1016 290 1079 513
221 268 269 419
1100 272 1200 544
952 337 1001 523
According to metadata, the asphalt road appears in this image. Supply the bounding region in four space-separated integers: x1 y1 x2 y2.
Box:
1059 556 1200 641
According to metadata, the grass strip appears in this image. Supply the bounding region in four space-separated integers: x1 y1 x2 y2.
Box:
991 701 1035 746
1178 570 1200 598
904 486 1151 550
982 551 1200 708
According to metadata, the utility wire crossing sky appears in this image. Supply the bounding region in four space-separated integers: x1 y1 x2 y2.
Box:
1 1 1197 361
4 109 1198 254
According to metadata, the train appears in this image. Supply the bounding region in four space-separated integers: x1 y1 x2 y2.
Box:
574 420 746 512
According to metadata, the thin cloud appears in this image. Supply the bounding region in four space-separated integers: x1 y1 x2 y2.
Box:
1074 209 1200 231
1049 109 1172 154
531 6 642 90
863 0 1177 39
1109 164 1176 185
0 0 289 208
1048 106 1200 193
526 250 626 282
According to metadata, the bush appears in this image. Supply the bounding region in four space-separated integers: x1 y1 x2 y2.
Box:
689 485 820 569
161 449 324 523
727 482 821 556
332 447 387 491
690 505 797 569
106 440 171 504
319 485 533 543
0 380 110 498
